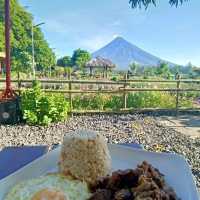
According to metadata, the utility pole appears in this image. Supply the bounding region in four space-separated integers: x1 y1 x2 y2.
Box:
31 22 45 79
31 22 35 79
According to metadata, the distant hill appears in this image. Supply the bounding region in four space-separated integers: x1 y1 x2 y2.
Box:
92 37 174 70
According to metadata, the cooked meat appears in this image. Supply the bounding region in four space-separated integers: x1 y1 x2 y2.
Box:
88 189 112 200
114 189 132 200
89 161 180 200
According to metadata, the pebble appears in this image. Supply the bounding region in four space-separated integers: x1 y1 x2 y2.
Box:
0 114 199 188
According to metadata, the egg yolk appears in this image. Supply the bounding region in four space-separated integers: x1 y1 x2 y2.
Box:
31 188 67 200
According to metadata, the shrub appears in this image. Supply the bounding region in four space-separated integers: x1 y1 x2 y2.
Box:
73 94 110 110
71 91 194 111
111 76 117 81
104 95 123 110
127 92 176 109
21 81 69 126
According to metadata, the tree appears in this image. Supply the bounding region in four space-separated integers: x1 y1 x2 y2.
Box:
64 67 72 79
129 0 189 9
192 67 200 78
156 62 171 78
0 0 56 74
185 62 194 77
57 56 72 67
129 62 139 75
144 67 156 76
12 51 32 73
71 49 91 69
170 64 181 75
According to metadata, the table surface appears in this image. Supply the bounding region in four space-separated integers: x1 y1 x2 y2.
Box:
0 143 142 180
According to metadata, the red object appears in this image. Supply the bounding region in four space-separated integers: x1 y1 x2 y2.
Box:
1 0 15 100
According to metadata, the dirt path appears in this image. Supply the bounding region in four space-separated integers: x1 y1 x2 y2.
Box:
158 114 200 138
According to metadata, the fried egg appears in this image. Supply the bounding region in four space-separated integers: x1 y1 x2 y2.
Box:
4 174 91 200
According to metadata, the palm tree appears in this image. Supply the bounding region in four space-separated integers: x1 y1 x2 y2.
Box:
129 0 189 9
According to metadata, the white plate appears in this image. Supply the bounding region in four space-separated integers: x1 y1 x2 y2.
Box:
0 144 199 200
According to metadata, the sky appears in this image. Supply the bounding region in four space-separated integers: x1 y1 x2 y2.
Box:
19 0 200 66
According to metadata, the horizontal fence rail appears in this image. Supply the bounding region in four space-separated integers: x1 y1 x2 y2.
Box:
1 88 199 93
1 78 200 84
0 78 200 114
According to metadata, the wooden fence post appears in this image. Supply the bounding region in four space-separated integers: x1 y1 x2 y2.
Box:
68 74 73 114
123 73 128 109
176 74 181 116
17 72 21 96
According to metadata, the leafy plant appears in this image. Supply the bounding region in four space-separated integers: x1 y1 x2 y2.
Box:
0 0 55 74
129 0 188 9
129 62 139 75
104 95 123 110
111 76 117 81
57 56 72 67
21 81 69 126
71 48 91 69
73 94 109 110
71 91 195 111
127 92 176 109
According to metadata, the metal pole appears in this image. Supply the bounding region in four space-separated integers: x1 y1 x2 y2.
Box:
31 22 36 79
31 22 45 79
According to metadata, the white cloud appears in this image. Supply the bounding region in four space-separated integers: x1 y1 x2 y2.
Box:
112 34 121 39
79 35 114 52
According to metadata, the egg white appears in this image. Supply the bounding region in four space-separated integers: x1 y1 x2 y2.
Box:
4 174 91 200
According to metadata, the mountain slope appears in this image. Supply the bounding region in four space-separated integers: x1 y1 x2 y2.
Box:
92 37 172 70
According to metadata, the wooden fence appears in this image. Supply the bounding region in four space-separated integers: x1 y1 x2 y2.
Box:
0 77 200 114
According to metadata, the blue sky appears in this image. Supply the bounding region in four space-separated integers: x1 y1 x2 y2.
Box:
19 0 200 66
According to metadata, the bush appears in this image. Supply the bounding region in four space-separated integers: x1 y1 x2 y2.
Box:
111 76 117 81
71 92 194 111
73 94 110 110
21 81 69 126
73 94 123 111
127 92 176 109
104 95 123 110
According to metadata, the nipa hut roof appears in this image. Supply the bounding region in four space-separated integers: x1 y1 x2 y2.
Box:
85 56 115 68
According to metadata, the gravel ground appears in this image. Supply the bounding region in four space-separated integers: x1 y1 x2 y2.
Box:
0 114 200 187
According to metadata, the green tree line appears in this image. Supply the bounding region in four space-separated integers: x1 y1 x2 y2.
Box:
57 49 91 69
0 0 55 74
129 61 200 79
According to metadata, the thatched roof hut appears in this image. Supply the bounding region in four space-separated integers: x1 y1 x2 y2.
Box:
85 56 115 77
85 56 115 69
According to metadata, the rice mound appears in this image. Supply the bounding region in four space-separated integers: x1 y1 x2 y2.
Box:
59 130 111 184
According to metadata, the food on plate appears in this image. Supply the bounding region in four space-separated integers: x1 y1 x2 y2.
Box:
31 188 67 200
89 161 180 200
59 130 111 184
4 130 182 200
4 174 90 200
